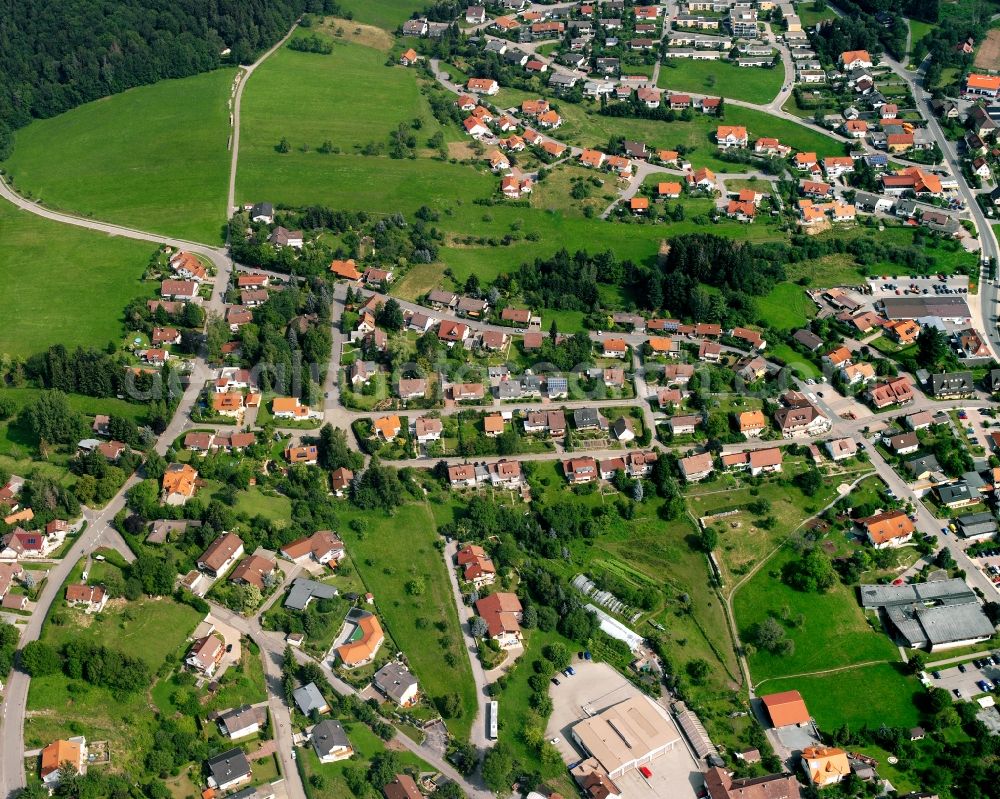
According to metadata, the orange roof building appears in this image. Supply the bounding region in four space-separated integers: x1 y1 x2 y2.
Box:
801 746 851 786
162 463 198 502
40 739 83 783
860 509 915 548
330 259 362 280
761 690 810 727
374 414 402 441
336 612 384 667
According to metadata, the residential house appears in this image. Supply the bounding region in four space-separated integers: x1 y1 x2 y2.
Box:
198 532 244 577
475 592 523 648
187 633 225 676
65 584 108 613
738 410 767 437
373 661 420 707
826 437 858 461
311 719 353 763
774 393 831 438
162 463 198 505
801 746 850 787
861 509 915 549
929 372 974 399
336 609 385 668
291 683 330 719
206 749 252 791
868 376 915 409
716 125 749 148
230 554 277 590
749 448 783 476
679 452 714 482
218 706 261 740
285 444 318 465
563 457 598 484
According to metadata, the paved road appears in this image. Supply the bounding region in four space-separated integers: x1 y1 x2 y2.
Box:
876 47 1000 359
207 599 492 799
227 24 299 218
442 541 493 754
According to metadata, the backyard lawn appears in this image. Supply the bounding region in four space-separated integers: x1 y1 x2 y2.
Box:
297 723 431 798
25 588 202 776
0 199 156 358
336 500 477 740
2 69 234 243
657 59 784 105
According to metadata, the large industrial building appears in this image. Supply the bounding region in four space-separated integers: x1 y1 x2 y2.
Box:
570 694 681 779
860 579 996 651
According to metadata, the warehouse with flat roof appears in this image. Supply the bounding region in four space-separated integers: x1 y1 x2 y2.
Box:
860 578 996 651
570 694 681 778
880 296 970 322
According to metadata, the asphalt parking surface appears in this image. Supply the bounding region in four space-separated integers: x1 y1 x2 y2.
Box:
929 654 1000 700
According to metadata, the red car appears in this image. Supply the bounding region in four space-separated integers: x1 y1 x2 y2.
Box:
639 766 653 779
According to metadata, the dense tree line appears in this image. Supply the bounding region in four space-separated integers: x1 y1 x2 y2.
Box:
235 279 332 403
517 248 635 314
19 638 149 694
229 206 441 277
811 13 888 63
0 0 344 157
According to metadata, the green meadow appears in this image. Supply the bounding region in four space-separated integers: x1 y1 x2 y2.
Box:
3 69 235 243
657 59 784 105
0 199 155 358
237 33 490 216
335 0 428 30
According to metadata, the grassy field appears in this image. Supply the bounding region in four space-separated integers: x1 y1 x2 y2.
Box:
334 0 426 30
3 70 234 243
0 199 156 357
908 18 935 60
237 33 490 217
336 500 477 740
734 547 900 682
657 59 784 105
759 662 922 730
754 281 817 330
688 466 851 586
25 586 202 776
798 5 838 27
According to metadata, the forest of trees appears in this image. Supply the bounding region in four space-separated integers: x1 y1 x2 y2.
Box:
0 0 343 157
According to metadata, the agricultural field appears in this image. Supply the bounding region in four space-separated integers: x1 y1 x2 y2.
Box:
2 70 234 243
237 32 490 217
657 59 785 105
334 0 427 31
0 200 156 358
335 500 478 740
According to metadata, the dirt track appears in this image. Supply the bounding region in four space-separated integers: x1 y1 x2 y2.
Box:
974 29 1000 70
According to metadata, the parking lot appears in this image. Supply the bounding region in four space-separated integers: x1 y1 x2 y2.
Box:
867 274 970 301
928 652 1000 700
545 661 700 799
